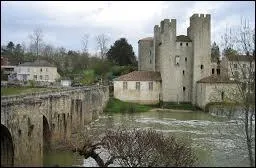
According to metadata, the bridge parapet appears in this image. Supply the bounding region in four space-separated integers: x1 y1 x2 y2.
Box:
1 85 108 104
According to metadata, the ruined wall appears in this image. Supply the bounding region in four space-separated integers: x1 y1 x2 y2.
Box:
1 86 109 167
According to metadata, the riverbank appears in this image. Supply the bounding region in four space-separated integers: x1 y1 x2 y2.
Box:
104 98 154 113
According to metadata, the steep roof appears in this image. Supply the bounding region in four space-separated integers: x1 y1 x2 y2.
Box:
138 37 153 42
197 75 237 84
114 71 161 81
176 35 192 42
18 59 56 67
225 55 255 62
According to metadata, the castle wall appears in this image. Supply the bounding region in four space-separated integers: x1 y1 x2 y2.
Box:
188 14 211 105
138 40 154 71
154 26 160 72
175 41 193 102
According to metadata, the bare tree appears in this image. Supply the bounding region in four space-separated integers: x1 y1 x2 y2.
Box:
81 34 89 55
29 28 43 57
95 34 109 60
77 128 198 167
211 18 255 167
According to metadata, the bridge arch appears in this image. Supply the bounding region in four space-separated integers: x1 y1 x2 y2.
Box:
43 115 51 152
1 124 14 167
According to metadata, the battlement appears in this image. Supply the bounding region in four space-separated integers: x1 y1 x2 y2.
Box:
190 13 210 20
160 18 176 33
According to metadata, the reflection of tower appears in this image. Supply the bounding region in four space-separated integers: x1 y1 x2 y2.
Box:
187 14 211 105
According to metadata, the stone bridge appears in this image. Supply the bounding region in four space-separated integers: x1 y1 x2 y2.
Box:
1 85 109 167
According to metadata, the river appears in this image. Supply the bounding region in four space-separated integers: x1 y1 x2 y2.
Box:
44 109 255 167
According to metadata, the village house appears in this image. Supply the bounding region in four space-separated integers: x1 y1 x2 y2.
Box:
10 59 60 83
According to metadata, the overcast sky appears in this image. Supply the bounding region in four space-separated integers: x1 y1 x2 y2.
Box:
1 1 255 56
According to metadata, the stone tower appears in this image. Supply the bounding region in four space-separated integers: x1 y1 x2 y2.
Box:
187 14 211 105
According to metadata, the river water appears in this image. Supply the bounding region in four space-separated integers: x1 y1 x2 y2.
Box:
44 109 255 167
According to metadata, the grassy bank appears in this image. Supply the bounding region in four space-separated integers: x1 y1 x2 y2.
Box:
161 102 199 111
1 87 56 96
104 98 153 113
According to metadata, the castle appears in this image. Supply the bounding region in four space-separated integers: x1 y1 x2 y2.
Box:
113 13 250 109
138 13 211 104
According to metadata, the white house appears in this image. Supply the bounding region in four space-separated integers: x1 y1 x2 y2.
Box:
12 60 60 83
113 71 161 104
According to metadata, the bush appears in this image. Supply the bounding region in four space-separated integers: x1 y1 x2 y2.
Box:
78 128 198 167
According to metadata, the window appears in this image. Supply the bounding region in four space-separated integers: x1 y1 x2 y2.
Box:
243 64 246 68
34 75 37 80
150 59 152 64
175 56 180 65
212 68 215 74
221 91 224 101
217 69 220 75
149 50 151 56
46 68 48 72
123 82 127 90
200 64 204 70
136 82 140 91
40 75 43 80
185 57 187 62
186 43 188 46
234 64 237 69
183 70 185 75
40 68 43 72
27 68 30 72
183 87 186 91
149 82 153 91
45 75 49 80
180 42 182 46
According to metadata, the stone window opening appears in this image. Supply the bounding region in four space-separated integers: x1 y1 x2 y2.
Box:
136 82 140 91
185 57 187 62
175 56 180 65
40 68 43 72
183 87 186 91
183 70 185 75
200 64 204 70
150 59 152 64
180 42 182 46
34 75 37 80
45 75 49 80
46 68 48 72
212 68 215 74
123 81 127 90
149 82 153 91
221 91 224 101
40 75 43 80
217 69 220 75
186 43 188 46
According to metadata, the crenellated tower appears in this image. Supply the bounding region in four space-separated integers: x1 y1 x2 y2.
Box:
187 14 211 105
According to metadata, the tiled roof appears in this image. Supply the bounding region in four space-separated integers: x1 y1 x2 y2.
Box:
139 37 153 41
114 71 161 81
176 35 192 42
197 75 237 84
18 59 56 67
226 55 255 62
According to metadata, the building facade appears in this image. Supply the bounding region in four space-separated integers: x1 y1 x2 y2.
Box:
12 60 60 83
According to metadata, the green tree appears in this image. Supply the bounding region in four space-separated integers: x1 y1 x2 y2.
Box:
80 70 95 85
107 38 136 66
6 41 15 53
211 42 220 62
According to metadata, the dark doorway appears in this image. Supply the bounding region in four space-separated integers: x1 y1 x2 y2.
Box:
43 116 51 152
1 124 14 167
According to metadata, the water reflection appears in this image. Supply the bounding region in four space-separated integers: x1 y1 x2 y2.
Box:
44 109 254 167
